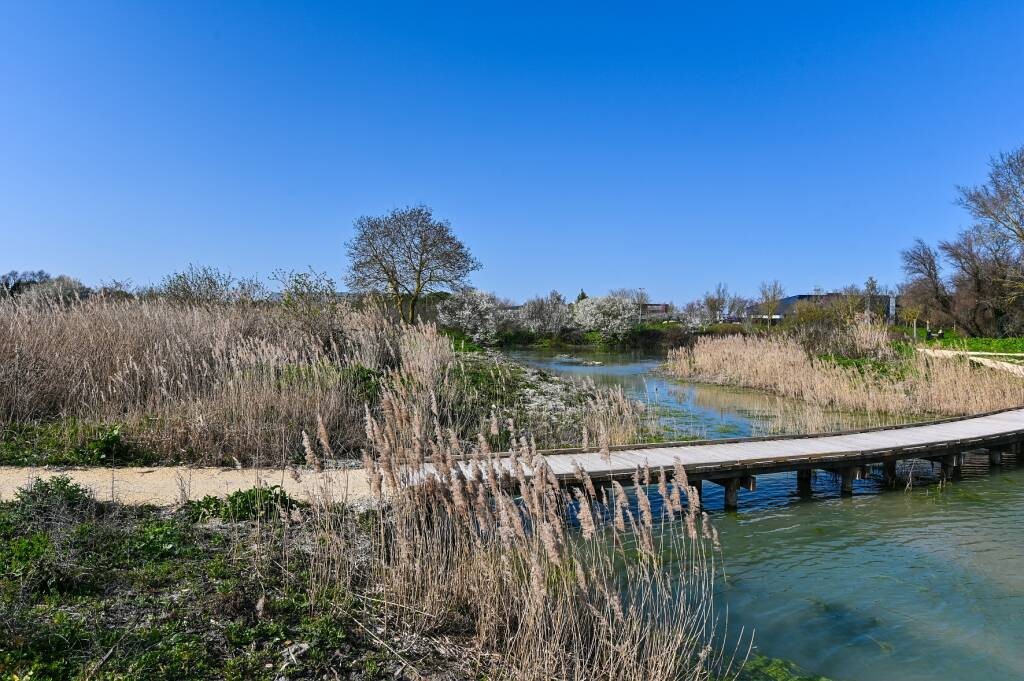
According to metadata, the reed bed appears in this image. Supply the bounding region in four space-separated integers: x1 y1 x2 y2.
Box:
333 375 744 680
0 297 652 466
667 334 1024 417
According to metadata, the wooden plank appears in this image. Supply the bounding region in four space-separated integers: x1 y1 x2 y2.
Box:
517 409 1024 486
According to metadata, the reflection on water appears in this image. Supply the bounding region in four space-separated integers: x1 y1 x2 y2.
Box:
508 349 1024 681
507 349 917 440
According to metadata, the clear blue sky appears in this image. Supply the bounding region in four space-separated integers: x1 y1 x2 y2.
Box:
2 2 1023 303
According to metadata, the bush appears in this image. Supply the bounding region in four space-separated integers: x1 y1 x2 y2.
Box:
571 295 637 341
275 268 349 347
16 276 90 307
155 265 266 306
517 291 574 336
186 485 297 522
437 289 503 345
13 476 95 532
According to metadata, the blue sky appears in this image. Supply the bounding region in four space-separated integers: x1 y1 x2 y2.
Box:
2 2 1022 303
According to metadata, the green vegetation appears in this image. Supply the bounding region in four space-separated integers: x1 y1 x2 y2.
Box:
183 485 299 523
930 335 1024 353
496 322 691 351
816 353 912 381
443 328 486 352
0 478 421 680
0 420 161 467
738 655 832 681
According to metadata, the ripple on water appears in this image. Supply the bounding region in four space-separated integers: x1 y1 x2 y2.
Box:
509 350 1024 681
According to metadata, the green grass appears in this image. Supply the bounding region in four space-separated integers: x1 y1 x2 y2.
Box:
442 328 486 352
0 420 162 467
0 477 397 681
816 353 911 381
931 336 1024 353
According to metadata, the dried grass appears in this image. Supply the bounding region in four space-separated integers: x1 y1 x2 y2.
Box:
667 333 1024 417
347 375 743 680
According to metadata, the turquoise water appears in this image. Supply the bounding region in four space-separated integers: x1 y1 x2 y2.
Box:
510 349 1024 681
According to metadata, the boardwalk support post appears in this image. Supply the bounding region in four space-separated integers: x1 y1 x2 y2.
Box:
797 469 813 497
883 460 898 487
723 479 739 510
941 453 964 480
989 449 1003 467
840 467 857 496
709 476 754 511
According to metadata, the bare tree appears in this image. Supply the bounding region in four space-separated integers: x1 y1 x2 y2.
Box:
901 239 952 316
758 280 785 326
702 283 730 324
345 205 480 323
958 146 1024 245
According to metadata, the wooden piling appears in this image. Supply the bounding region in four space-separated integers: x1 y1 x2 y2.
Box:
797 469 813 497
840 467 856 496
941 453 963 480
708 478 743 511
883 460 898 487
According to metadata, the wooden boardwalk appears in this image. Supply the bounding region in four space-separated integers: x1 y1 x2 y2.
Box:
498 407 1024 509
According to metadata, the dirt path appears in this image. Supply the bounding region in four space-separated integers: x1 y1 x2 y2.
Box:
0 465 373 506
918 348 1024 377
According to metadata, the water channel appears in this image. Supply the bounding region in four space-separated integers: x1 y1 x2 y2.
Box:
508 349 1024 681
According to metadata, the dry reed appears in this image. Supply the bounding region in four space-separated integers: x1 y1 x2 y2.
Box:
0 297 654 466
667 333 1024 417
348 376 743 680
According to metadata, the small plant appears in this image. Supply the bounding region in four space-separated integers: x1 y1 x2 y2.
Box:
13 476 94 529
185 485 297 522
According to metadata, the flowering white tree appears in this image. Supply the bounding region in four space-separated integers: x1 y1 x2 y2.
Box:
437 289 503 345
518 290 574 335
571 295 637 341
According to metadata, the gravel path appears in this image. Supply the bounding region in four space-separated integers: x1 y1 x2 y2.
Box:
0 465 373 506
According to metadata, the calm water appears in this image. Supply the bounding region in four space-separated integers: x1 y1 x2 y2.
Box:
510 349 1024 681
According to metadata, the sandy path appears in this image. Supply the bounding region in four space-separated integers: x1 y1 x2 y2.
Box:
0 465 373 506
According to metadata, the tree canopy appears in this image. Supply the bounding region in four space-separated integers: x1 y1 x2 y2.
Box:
345 205 479 323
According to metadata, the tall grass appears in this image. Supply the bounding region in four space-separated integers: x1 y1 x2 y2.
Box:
0 297 652 465
339 375 742 679
667 333 1024 417
2 295 738 678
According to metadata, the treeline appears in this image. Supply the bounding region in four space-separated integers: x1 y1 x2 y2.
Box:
900 145 1024 337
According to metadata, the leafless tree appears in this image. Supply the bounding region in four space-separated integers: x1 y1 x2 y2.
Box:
957 146 1024 245
758 280 785 326
901 239 952 317
901 146 1024 336
345 205 480 323
702 283 730 324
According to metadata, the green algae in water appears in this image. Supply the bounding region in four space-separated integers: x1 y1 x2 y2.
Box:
739 655 832 681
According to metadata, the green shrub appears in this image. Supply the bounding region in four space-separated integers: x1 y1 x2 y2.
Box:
13 476 95 528
442 328 485 352
185 485 297 522
341 363 382 403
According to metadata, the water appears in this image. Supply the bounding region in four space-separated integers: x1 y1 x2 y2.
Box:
509 349 1024 681
507 349 917 438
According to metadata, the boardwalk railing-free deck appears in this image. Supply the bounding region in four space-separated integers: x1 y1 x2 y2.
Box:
469 407 1024 510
